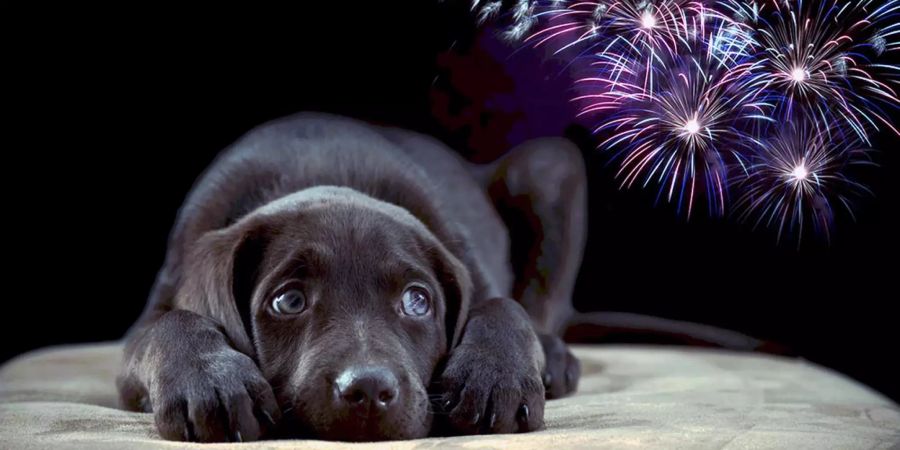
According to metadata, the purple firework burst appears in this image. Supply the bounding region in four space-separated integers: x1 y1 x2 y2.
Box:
593 43 767 218
732 122 872 244
472 0 899 242
728 0 900 142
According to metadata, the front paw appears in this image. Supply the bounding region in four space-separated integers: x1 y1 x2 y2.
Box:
151 349 281 442
539 334 580 399
436 345 545 435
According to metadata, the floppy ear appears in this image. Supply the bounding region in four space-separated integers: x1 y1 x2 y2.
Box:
175 221 268 358
431 244 473 351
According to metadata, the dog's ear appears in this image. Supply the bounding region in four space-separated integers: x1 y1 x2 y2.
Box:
175 220 268 358
431 243 473 351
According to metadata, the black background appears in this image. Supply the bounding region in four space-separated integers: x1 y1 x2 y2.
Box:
5 3 898 401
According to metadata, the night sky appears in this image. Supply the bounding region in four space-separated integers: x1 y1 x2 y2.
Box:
5 2 898 401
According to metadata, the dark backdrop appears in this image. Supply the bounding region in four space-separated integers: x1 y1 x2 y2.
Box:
5 3 898 401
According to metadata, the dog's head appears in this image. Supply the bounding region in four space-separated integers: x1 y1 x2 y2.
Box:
176 186 471 440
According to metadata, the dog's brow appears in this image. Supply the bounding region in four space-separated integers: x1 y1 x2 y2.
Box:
269 244 332 278
375 256 435 289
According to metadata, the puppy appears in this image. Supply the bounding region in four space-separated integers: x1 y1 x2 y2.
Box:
117 113 586 442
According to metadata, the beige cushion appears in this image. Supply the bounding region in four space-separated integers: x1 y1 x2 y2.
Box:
0 343 897 449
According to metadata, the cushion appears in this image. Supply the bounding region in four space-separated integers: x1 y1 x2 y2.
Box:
1 343 897 449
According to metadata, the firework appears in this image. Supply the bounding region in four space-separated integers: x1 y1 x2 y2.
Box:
730 0 900 141
732 122 872 243
522 1 753 95
470 0 899 241
593 42 768 218
525 1 687 53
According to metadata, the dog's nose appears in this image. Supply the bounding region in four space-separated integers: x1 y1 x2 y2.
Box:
334 366 400 414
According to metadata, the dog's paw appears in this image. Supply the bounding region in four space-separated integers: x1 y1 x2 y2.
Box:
436 345 545 435
539 334 580 399
150 349 282 442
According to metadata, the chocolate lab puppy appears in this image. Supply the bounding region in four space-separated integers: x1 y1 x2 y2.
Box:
117 113 586 442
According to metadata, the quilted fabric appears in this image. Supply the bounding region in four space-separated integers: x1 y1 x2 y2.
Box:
1 343 898 449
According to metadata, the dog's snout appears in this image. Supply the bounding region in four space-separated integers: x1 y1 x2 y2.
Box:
334 366 400 414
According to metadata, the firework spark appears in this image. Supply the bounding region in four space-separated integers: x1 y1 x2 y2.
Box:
470 0 899 241
732 0 900 141
593 43 768 218
733 123 872 243
523 1 740 95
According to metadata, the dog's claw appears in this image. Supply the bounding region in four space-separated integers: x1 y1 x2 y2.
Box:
517 404 530 428
262 411 276 427
539 333 581 399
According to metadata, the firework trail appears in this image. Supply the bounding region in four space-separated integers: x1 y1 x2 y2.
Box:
522 1 748 95
471 0 899 241
591 36 768 218
732 122 872 244
729 0 900 142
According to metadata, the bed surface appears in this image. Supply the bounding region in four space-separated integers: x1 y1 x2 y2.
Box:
1 343 897 449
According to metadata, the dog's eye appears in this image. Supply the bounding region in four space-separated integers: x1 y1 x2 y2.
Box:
272 289 306 315
401 285 431 316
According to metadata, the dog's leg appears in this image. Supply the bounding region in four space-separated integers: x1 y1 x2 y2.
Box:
475 138 587 398
480 138 588 335
117 310 281 442
434 297 546 435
